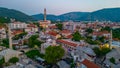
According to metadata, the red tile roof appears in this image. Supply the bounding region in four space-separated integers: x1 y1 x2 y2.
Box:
92 31 109 36
0 27 3 29
65 34 73 39
27 24 37 28
49 25 57 29
113 38 120 41
47 31 58 36
56 40 78 47
12 30 23 35
61 30 71 34
13 22 22 24
81 59 100 68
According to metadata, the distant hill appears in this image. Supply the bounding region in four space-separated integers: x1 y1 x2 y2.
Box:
32 14 58 21
83 8 120 22
0 7 34 22
32 12 89 21
32 8 120 22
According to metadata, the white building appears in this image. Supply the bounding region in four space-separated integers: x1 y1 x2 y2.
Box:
25 24 38 33
0 49 22 62
9 22 27 29
41 39 56 54
0 27 6 39
71 46 96 62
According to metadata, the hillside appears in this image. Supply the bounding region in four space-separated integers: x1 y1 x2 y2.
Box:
0 7 34 22
32 12 89 21
32 8 120 22
85 8 120 22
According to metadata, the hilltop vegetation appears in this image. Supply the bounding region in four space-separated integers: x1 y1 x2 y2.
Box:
0 7 34 22
32 8 120 22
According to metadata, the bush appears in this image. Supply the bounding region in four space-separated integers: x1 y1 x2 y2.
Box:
0 57 5 65
9 57 19 63
85 38 100 45
45 46 65 64
26 50 44 59
109 57 115 64
28 35 43 48
93 47 111 57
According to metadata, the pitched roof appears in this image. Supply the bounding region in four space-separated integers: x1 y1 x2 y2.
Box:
61 30 71 34
56 40 78 47
81 59 100 68
12 30 23 35
65 34 73 39
49 25 57 29
27 24 37 28
47 31 58 36
92 31 110 36
0 27 4 29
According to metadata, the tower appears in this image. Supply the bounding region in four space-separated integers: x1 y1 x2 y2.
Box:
0 32 2 44
8 24 12 49
109 29 112 49
44 8 47 21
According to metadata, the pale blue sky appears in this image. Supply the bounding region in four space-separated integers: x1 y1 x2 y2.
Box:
0 0 120 15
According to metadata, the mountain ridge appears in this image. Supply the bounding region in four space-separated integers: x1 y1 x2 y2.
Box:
32 8 120 22
0 7 120 22
0 7 34 22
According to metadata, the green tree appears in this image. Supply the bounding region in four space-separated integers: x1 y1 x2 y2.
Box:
93 47 111 57
0 38 9 48
13 32 27 40
9 57 19 63
72 31 82 41
109 57 115 64
28 35 42 48
56 23 63 30
33 22 39 27
85 38 100 45
85 28 93 34
40 26 43 31
0 57 5 65
45 46 65 64
26 50 44 59
113 28 120 40
0 17 10 23
101 26 111 32
97 36 105 43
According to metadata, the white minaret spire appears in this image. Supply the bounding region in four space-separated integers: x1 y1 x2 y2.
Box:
44 8 47 21
8 23 12 49
109 29 112 49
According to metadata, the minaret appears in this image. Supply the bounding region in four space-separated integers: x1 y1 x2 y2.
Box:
0 33 2 44
8 24 12 49
109 30 112 49
44 8 47 21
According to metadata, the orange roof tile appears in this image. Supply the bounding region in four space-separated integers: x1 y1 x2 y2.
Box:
27 24 37 28
49 25 57 29
12 30 23 35
56 40 78 47
65 34 73 39
81 59 100 68
92 31 109 36
47 31 58 36
61 30 71 34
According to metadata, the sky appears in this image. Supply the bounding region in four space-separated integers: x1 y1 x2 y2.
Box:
0 0 120 15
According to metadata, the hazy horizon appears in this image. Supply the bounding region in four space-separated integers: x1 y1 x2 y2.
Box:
0 0 120 15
